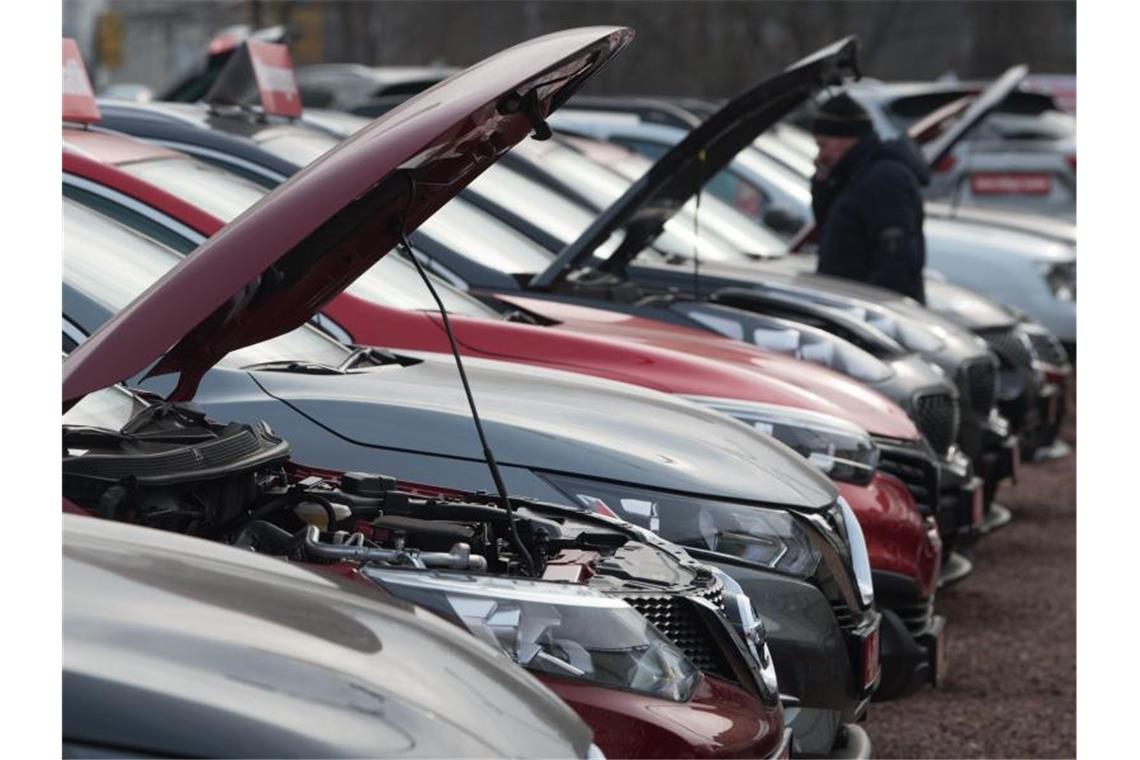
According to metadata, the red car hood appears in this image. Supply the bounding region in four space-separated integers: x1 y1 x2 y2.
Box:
492 293 920 440
62 26 634 407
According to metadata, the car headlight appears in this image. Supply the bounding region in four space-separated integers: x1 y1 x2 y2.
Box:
362 569 700 702
538 473 822 579
836 496 875 607
684 397 880 485
1039 261 1075 301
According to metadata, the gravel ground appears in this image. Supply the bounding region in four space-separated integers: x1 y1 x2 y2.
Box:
867 384 1076 759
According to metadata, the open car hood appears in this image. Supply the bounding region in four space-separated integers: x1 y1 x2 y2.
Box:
530 36 859 289
921 64 1028 169
62 27 634 408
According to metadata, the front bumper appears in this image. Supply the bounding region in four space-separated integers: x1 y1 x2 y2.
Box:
876 608 948 700
693 553 872 758
823 723 873 760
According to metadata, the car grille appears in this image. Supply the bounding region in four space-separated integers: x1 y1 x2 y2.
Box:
982 328 1034 370
1024 330 1070 367
958 359 997 417
830 600 858 634
877 451 938 513
912 392 959 456
623 592 734 681
885 598 935 636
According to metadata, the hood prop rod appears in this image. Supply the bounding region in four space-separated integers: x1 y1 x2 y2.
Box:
395 194 535 575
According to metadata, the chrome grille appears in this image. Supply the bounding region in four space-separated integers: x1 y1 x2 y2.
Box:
958 359 998 416
912 392 959 456
623 594 735 680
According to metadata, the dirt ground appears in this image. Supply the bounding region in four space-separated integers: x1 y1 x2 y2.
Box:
867 385 1077 759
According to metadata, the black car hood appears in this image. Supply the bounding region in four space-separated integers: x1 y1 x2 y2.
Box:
63 515 592 758
244 351 838 509
761 253 1019 332
530 36 860 290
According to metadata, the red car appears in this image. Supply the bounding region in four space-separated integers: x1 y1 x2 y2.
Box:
64 82 942 702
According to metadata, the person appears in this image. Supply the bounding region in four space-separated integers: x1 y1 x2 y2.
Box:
810 92 928 303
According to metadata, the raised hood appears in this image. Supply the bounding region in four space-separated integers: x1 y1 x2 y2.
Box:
62 27 634 408
921 64 1028 170
530 36 859 290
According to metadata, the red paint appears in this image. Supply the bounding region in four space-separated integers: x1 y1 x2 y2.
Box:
247 41 303 119
62 39 100 124
838 476 941 599
542 673 785 759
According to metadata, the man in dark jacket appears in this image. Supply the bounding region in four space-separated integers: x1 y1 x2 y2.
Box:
811 93 927 303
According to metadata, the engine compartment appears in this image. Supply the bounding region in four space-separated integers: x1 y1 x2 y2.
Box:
61 402 718 598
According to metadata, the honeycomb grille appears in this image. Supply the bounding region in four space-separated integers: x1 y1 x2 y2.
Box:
913 392 960 456
959 359 997 416
623 594 735 681
982 328 1034 370
1025 330 1070 367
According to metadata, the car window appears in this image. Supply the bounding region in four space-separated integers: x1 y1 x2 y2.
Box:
63 182 199 254
63 199 350 370
118 157 268 222
465 164 598 246
63 384 145 432
346 252 499 318
254 129 341 165
418 195 555 274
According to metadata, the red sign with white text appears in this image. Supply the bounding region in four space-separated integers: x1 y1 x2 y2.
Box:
970 173 1052 196
247 40 302 118
62 38 100 124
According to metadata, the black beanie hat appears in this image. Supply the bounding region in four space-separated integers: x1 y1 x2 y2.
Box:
811 93 873 138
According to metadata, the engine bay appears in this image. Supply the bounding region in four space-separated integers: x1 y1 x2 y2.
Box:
61 402 718 598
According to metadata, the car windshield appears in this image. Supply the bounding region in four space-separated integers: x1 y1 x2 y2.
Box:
533 142 785 257
63 384 146 432
418 195 555 274
466 164 598 246
119 157 267 222
347 251 499 318
254 126 342 165
63 199 350 370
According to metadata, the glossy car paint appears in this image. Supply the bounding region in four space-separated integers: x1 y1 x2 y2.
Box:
64 131 942 601
64 68 880 760
64 31 804 758
64 515 595 758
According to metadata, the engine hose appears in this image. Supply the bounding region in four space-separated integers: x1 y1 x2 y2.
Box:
233 520 296 555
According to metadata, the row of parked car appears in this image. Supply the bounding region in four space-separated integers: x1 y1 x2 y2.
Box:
62 26 1075 759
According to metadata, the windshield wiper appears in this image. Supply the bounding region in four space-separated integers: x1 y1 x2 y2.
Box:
242 360 347 375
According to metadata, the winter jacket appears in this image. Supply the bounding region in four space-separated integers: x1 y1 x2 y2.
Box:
812 135 928 303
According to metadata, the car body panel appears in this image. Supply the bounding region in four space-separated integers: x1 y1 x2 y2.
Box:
64 515 593 758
